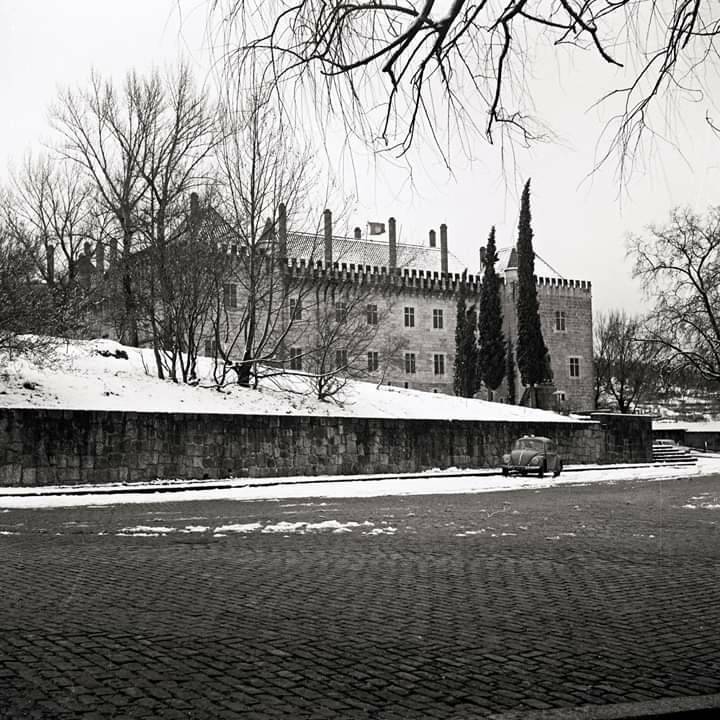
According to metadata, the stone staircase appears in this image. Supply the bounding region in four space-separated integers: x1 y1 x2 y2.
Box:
652 441 698 465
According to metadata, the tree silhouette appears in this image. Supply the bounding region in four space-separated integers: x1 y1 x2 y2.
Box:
477 226 505 396
515 179 552 405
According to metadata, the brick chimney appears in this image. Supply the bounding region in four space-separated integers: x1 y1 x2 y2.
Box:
440 223 448 275
278 202 287 258
96 241 105 279
261 218 273 245
189 192 200 240
388 217 397 270
46 245 54 285
429 229 436 248
78 241 94 289
354 227 362 240
479 246 486 269
323 209 333 265
109 237 117 267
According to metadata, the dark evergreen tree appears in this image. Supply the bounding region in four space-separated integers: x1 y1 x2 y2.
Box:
477 226 505 396
453 277 479 398
461 303 479 397
506 338 517 404
452 282 467 396
515 179 552 404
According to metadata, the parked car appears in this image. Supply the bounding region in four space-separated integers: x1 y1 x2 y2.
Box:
501 436 562 478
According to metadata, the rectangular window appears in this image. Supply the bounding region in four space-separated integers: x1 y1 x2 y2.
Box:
367 351 379 372
289 347 303 371
433 308 444 329
404 307 415 328
290 298 302 320
366 304 378 325
433 354 445 375
335 301 347 323
223 283 237 309
555 310 567 332
203 339 217 357
404 352 416 374
569 357 580 378
335 349 348 368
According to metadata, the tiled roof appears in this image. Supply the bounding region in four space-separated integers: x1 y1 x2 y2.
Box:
287 232 467 275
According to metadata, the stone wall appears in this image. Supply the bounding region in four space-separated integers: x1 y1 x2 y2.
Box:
0 408 618 487
589 412 653 463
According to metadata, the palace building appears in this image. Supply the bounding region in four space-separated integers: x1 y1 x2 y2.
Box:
272 208 594 410
78 198 594 410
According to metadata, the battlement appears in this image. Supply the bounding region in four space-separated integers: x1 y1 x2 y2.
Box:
283 258 481 294
278 258 592 296
534 275 592 292
216 244 592 296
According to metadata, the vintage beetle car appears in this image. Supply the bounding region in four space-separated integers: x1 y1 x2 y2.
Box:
501 436 562 478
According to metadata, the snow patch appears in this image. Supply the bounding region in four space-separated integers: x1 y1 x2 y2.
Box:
118 525 176 535
0 337 582 423
366 527 397 535
214 523 262 534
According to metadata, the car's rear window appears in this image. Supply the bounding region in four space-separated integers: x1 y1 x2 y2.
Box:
514 438 545 451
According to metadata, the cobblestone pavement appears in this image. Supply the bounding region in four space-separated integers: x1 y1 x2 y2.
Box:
2 474 720 719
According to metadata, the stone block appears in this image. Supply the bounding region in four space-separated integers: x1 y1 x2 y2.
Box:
0 464 22 485
21 467 36 485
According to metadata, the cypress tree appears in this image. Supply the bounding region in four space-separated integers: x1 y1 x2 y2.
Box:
461 303 479 397
453 278 479 398
515 179 552 404
477 226 505 396
452 282 467 396
506 338 516 404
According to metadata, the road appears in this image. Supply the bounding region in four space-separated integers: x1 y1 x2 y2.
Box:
2 473 720 719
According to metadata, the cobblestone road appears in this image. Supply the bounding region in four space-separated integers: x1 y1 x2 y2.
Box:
2 474 720 718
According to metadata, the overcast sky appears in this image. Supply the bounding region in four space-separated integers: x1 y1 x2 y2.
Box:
2 1 719 315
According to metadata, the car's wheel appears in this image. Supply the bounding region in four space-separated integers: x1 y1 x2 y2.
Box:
537 463 546 478
553 462 562 478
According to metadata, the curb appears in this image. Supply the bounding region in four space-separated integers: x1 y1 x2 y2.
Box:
0 461 704 499
488 692 720 719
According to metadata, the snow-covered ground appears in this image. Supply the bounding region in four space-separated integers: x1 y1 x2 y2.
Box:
0 337 581 422
653 419 720 433
2 455 720 509
4 338 718 513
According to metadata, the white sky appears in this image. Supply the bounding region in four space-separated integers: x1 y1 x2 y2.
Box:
2 1 719 315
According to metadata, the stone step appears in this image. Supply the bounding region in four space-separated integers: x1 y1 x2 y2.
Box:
652 444 698 464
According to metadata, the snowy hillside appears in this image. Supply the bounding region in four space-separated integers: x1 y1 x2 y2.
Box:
0 338 579 423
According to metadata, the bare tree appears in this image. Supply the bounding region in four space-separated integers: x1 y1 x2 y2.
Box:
52 71 151 344
128 66 219 381
0 219 87 358
210 87 329 387
209 0 720 171
593 310 660 413
4 154 95 286
52 65 218 378
592 311 612 410
300 282 395 401
629 206 720 385
131 195 228 383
